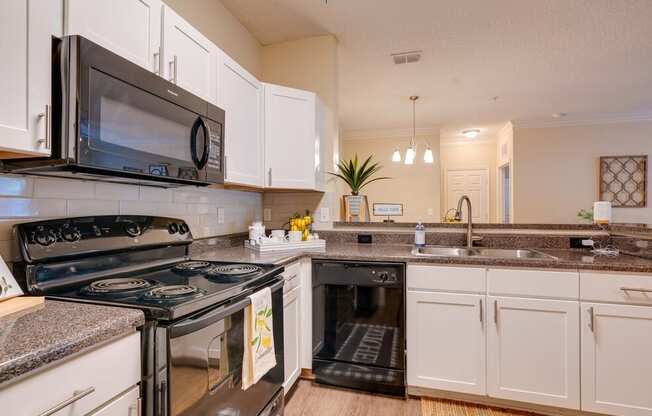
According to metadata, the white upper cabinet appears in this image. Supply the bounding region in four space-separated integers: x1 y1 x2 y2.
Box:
65 0 162 73
217 52 264 187
581 303 652 416
263 83 322 190
0 0 62 157
487 296 580 410
162 5 217 104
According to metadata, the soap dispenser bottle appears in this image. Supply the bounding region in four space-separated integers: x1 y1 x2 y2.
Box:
415 222 426 247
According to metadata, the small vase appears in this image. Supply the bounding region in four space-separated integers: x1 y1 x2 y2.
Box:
343 194 370 222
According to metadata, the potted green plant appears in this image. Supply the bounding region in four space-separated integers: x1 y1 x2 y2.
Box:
328 154 391 221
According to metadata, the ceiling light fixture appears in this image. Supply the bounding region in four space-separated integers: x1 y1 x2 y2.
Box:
392 96 434 165
392 148 402 162
462 129 480 139
423 146 434 164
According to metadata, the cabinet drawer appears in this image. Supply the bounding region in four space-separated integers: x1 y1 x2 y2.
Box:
580 272 652 305
88 385 139 416
1 332 141 416
407 265 486 293
283 261 301 293
488 269 579 299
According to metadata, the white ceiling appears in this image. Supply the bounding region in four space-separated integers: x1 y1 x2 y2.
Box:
221 0 652 135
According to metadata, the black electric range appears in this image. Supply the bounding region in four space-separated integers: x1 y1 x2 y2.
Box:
12 215 285 416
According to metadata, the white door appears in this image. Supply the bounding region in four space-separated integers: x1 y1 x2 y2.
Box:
217 51 264 187
283 286 301 393
581 303 652 416
446 169 489 222
406 291 486 395
264 83 316 190
162 6 217 103
65 0 162 73
487 296 580 409
0 0 62 157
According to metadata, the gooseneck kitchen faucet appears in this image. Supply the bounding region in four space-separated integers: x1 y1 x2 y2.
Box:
454 195 482 248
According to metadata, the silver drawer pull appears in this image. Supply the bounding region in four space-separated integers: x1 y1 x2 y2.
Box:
620 287 652 294
38 387 95 416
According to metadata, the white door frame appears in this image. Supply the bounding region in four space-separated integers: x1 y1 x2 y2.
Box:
497 162 511 224
444 167 490 223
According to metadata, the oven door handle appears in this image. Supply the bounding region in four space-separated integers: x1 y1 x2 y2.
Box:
169 278 284 338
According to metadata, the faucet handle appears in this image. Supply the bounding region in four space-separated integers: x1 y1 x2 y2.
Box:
471 235 484 242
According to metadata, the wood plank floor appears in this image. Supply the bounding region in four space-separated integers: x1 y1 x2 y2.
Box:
285 381 541 416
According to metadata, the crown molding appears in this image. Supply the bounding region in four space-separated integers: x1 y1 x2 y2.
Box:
341 126 440 141
440 136 496 147
512 112 652 128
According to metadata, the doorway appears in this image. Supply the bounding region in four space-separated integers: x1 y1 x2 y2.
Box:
499 164 511 223
445 168 489 222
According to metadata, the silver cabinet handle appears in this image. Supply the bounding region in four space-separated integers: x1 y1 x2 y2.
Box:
493 299 498 325
129 397 142 416
479 298 483 323
224 155 227 180
620 287 652 293
587 306 595 332
36 104 51 150
153 47 161 75
268 168 272 186
169 55 178 83
38 387 95 416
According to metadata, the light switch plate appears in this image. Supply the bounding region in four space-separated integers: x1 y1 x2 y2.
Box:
320 207 330 222
263 208 272 222
217 208 225 224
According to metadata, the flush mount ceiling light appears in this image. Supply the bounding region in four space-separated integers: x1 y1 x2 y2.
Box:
392 96 434 165
462 129 481 139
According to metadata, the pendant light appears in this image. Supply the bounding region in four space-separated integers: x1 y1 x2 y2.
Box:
392 148 401 162
423 146 434 164
404 96 418 165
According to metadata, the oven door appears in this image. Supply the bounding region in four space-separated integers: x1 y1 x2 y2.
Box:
73 36 222 185
166 280 284 416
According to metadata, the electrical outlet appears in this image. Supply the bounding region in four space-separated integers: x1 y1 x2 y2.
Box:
217 208 225 224
320 207 330 222
263 208 272 222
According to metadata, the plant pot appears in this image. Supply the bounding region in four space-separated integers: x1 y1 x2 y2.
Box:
342 195 370 222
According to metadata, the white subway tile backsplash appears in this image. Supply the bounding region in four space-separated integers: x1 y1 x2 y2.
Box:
34 178 94 199
0 240 16 262
187 204 216 215
119 200 158 215
67 200 119 216
0 198 66 218
0 175 33 197
95 182 139 201
173 188 211 204
140 186 173 202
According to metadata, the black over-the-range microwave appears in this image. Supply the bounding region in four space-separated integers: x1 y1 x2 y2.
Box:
2 35 224 187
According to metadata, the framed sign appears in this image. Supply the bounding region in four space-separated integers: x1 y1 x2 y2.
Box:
373 203 404 217
0 255 23 301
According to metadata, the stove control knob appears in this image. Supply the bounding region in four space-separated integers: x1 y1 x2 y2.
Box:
124 222 142 237
61 226 81 243
178 223 189 235
377 271 390 282
34 226 57 246
168 223 179 234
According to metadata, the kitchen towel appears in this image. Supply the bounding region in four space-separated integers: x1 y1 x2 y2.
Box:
242 287 276 390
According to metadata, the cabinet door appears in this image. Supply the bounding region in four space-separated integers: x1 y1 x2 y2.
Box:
217 51 264 187
162 6 217 103
283 285 301 393
0 0 61 157
65 0 162 72
406 291 486 395
87 385 140 416
581 303 652 416
264 83 316 190
487 296 580 409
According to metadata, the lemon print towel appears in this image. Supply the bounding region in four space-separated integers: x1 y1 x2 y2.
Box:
242 287 276 390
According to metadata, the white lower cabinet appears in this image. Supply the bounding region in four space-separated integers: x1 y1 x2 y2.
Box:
283 263 302 394
1 332 141 416
581 302 652 416
487 296 580 409
407 290 486 395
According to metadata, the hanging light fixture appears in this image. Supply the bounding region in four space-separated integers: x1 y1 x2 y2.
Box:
404 96 419 165
391 148 402 162
423 146 434 164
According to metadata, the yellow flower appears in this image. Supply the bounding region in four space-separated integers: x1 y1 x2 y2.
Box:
261 335 272 349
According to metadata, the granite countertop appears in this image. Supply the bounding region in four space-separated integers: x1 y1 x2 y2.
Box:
0 300 144 385
193 242 652 273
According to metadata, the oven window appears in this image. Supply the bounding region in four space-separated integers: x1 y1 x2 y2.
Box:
88 68 198 163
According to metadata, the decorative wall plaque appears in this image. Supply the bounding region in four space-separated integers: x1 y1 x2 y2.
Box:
599 155 647 208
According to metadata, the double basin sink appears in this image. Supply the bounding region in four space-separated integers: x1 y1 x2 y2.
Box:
411 246 557 260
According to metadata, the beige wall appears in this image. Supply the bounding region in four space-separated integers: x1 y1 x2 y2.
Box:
261 35 341 229
163 0 262 77
513 121 652 224
340 135 441 223
441 139 498 222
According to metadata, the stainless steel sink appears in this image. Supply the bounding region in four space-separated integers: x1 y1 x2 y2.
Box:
411 246 557 260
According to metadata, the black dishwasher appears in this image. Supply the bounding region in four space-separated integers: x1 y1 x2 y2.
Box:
312 260 405 396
